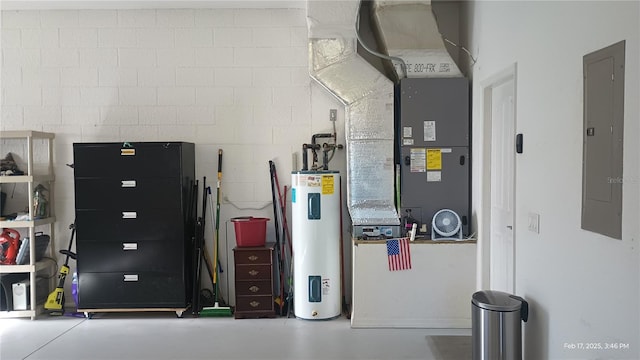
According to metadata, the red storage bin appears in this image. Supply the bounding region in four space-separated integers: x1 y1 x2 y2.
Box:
231 217 269 247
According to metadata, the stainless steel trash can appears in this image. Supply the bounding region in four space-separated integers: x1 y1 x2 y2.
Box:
472 290 529 360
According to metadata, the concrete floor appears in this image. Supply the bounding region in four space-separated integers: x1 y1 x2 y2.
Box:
0 313 471 360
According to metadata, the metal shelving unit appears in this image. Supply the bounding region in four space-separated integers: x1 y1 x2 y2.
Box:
0 130 56 319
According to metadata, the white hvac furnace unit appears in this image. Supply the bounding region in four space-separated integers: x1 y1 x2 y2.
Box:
291 171 341 320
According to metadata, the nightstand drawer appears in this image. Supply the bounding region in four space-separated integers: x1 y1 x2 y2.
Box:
235 280 272 296
234 249 272 265
235 264 272 281
235 295 273 312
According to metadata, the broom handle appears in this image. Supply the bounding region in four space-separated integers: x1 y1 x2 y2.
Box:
272 165 292 254
268 161 283 310
213 149 223 296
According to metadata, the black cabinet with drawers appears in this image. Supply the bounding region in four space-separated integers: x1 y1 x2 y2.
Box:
73 142 195 315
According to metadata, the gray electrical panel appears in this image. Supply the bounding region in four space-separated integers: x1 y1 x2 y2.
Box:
581 41 625 239
399 77 470 237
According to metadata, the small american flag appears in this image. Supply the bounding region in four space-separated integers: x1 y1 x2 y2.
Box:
386 238 412 271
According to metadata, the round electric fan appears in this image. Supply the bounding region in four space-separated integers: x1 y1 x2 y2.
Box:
431 209 463 240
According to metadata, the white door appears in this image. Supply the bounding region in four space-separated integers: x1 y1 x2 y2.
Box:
489 76 516 293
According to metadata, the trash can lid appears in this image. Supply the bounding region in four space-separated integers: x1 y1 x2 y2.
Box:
472 290 523 312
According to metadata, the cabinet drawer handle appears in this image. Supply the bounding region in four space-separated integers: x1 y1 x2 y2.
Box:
122 211 137 219
123 274 138 282
249 286 260 293
121 180 137 188
249 301 260 308
248 270 259 276
122 243 138 251
248 255 258 261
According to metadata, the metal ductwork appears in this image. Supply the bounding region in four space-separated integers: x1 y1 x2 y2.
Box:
306 0 463 234
307 0 400 231
371 0 463 80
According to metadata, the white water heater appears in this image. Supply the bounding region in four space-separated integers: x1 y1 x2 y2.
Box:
291 171 341 320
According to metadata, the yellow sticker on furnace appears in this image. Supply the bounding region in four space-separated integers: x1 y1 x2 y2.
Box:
322 175 334 195
426 149 442 170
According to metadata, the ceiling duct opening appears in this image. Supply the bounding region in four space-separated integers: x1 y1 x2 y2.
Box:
369 0 463 80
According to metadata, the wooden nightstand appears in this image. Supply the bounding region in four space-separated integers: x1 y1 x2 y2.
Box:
233 243 276 319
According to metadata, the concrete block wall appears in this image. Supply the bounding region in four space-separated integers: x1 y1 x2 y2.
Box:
1 7 315 219
1 8 348 303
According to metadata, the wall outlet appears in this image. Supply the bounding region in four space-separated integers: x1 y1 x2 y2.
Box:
329 109 337 122
528 213 540 233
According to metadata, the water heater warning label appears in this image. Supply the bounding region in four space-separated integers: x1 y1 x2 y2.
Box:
322 279 330 295
306 176 321 187
322 175 334 195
